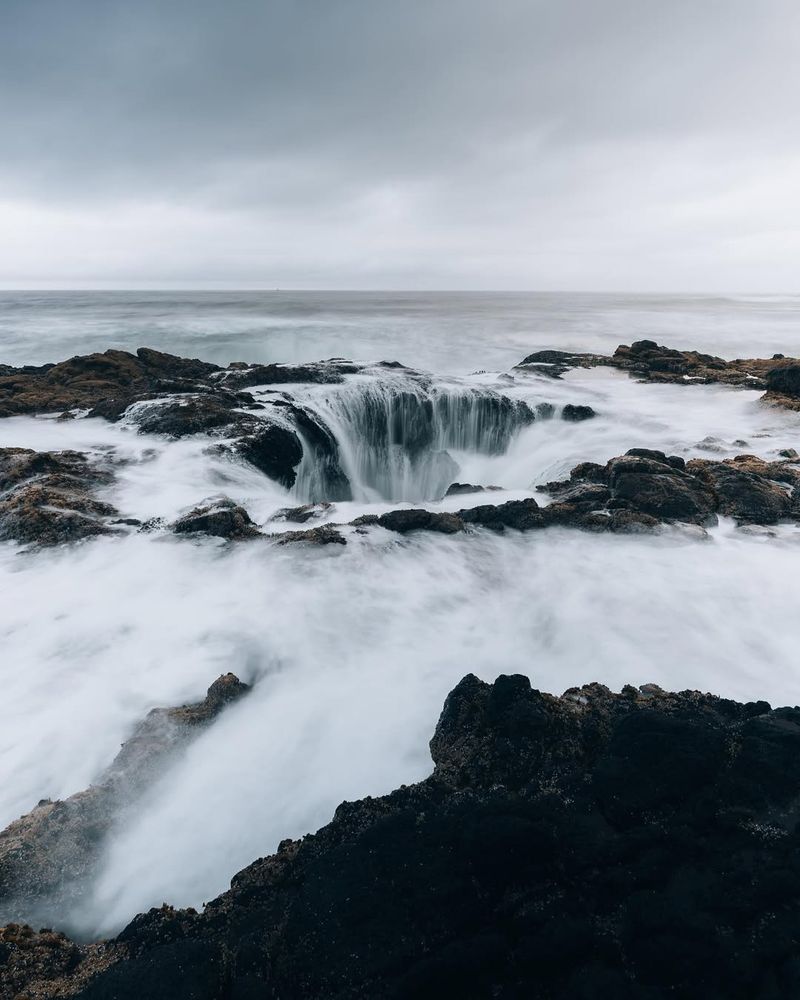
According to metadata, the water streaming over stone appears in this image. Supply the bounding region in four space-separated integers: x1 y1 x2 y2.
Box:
291 373 536 502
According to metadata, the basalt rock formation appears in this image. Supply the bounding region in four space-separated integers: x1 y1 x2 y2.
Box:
0 448 120 545
6 674 800 998
0 675 250 932
0 348 220 419
517 339 800 404
172 498 261 540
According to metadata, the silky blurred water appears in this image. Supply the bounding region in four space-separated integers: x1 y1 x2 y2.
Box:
2 290 800 371
2 290 800 936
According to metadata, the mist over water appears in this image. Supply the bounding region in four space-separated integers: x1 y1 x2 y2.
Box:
2 290 800 371
2 290 800 937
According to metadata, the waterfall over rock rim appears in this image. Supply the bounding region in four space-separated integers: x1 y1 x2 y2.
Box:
287 372 537 503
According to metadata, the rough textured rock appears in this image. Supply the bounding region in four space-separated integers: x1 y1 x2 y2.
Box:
127 393 254 438
272 524 347 546
172 498 260 539
540 448 800 528
236 424 304 487
220 360 361 390
516 340 800 406
0 348 220 418
376 508 464 535
0 448 120 545
0 675 250 931
10 675 800 999
460 498 544 531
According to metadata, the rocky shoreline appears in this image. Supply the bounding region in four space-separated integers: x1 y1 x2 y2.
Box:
3 674 800 998
1 340 800 547
517 337 800 404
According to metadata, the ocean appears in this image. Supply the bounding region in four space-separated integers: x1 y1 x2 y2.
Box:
1 289 799 937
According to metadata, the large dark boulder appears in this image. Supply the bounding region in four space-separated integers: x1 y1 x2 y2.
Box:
766 364 800 398
173 498 260 539
377 508 464 534
237 424 304 487
688 461 792 524
12 676 800 999
561 403 596 422
606 455 716 523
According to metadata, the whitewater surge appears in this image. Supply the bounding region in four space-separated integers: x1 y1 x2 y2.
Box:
2 352 800 936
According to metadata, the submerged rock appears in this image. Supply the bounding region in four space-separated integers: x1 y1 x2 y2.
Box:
12 675 800 999
0 675 250 929
270 502 334 523
444 482 502 496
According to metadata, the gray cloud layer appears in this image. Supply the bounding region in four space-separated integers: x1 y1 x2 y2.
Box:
1 0 799 288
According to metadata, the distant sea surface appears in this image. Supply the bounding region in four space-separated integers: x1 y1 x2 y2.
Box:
1 290 799 371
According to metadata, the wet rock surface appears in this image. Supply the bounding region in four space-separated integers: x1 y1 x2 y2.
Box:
539 448 800 528
172 498 261 539
561 403 596 421
0 448 120 545
0 675 250 933
0 348 220 418
8 674 800 999
272 524 347 546
517 339 800 405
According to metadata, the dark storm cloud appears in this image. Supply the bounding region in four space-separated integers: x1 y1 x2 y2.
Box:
1 0 799 287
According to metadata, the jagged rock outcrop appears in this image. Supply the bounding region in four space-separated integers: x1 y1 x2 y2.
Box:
517 340 800 407
8 675 800 999
0 675 250 931
0 348 220 418
172 498 261 539
0 448 120 545
219 360 361 390
540 448 800 528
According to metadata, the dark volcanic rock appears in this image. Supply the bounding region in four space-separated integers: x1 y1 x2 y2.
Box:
561 403 596 421
14 675 800 999
515 340 800 407
173 498 260 539
444 483 502 496
605 454 716 523
687 459 792 524
0 348 220 418
237 424 304 488
221 360 360 390
128 394 248 437
460 497 543 531
377 508 464 535
0 448 120 545
764 364 800 397
273 524 347 546
0 675 250 929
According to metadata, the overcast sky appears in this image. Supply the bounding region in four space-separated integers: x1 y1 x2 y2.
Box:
1 0 799 290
